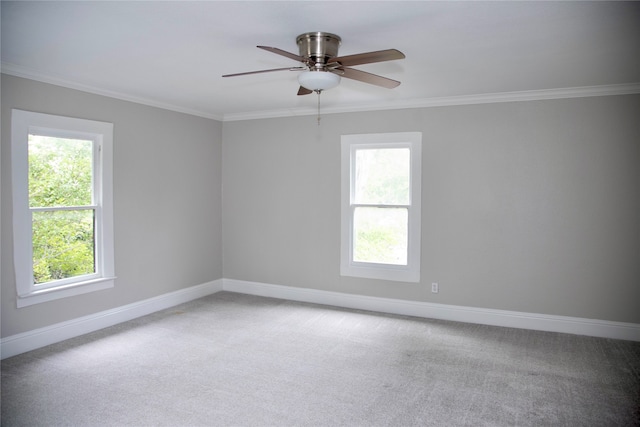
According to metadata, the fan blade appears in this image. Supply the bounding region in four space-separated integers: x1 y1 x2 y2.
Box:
338 67 401 88
222 67 305 77
330 49 405 67
297 86 313 96
257 46 308 63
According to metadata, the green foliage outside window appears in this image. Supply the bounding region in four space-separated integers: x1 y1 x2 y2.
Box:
354 207 408 265
28 135 95 284
353 148 410 265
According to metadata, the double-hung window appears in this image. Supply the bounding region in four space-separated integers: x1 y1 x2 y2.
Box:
11 109 115 307
341 132 422 282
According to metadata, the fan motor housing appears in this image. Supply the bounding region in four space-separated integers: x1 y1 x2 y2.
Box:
296 32 341 68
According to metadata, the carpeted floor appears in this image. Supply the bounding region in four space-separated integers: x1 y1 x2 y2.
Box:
2 291 639 426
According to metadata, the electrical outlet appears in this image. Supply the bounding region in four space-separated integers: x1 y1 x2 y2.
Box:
431 282 439 293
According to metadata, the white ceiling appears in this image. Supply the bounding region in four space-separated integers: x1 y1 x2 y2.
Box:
2 1 640 121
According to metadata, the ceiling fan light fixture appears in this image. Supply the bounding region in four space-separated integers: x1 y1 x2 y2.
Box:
298 71 341 91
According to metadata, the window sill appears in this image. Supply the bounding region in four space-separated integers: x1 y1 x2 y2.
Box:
17 277 115 308
341 263 420 283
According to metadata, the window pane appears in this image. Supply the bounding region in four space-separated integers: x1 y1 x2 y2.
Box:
28 135 93 208
354 148 410 205
353 207 408 265
32 210 96 284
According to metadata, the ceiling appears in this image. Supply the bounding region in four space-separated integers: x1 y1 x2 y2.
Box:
2 1 640 121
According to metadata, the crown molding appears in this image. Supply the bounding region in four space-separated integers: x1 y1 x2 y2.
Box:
1 62 224 121
3 62 639 123
222 82 640 121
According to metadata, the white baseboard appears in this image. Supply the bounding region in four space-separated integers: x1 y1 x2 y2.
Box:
3 277 638 360
0 279 223 359
223 279 640 342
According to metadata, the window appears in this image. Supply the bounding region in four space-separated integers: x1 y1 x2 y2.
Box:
11 110 115 307
341 132 422 282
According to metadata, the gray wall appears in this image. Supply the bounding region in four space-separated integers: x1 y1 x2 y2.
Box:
223 95 640 324
1 75 223 337
2 74 638 340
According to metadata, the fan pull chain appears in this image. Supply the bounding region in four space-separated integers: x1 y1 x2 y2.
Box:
316 90 322 126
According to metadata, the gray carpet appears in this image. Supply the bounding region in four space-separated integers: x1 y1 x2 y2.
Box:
2 291 639 426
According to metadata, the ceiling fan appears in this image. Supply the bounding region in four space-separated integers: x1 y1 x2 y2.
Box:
222 32 405 95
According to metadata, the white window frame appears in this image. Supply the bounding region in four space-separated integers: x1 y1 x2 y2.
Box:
340 132 422 282
11 109 115 307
